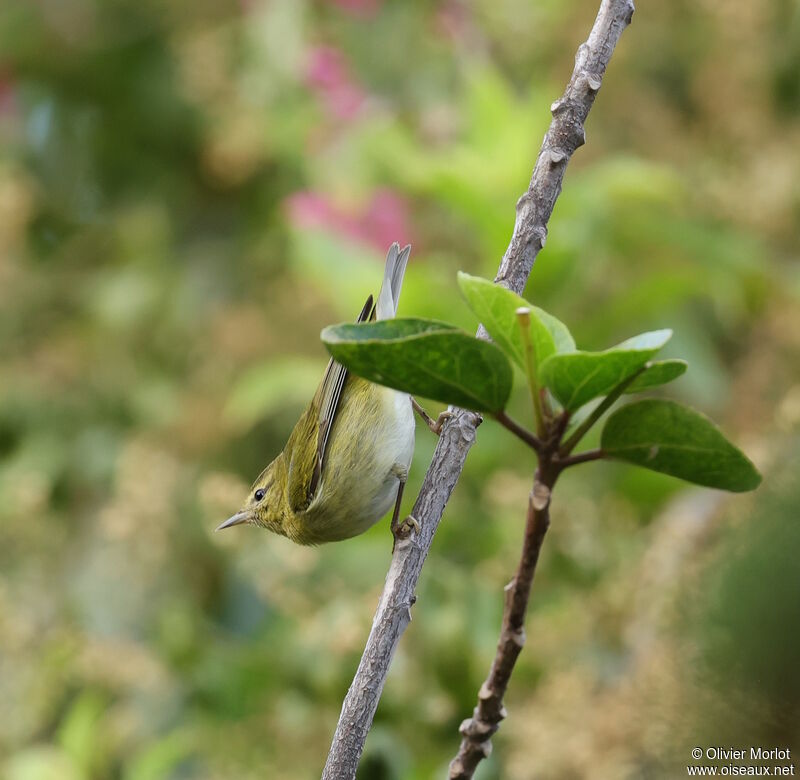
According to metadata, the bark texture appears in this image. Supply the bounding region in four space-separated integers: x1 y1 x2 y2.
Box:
322 2 634 777
322 411 481 780
448 470 554 779
496 0 635 295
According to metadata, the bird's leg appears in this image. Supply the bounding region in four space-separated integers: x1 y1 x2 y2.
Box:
411 397 453 436
389 463 420 552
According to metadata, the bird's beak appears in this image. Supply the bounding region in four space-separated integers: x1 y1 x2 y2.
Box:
215 511 250 531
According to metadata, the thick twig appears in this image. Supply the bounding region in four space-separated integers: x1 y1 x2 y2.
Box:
449 469 555 779
321 2 634 777
558 448 605 468
495 410 543 452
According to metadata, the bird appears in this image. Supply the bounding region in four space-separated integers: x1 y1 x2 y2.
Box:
217 243 444 546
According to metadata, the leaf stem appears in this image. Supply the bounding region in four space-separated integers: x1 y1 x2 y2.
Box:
557 448 604 468
495 410 543 453
559 365 647 455
516 307 545 436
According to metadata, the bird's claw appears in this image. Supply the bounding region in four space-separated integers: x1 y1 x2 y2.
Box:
412 398 453 437
429 411 454 436
391 514 420 552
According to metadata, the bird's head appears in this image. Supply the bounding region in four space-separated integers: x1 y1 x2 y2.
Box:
216 456 287 535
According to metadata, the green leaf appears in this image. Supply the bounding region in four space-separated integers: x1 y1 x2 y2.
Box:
624 359 688 393
539 329 672 411
5 746 81 780
534 306 576 354
321 318 512 413
601 399 761 492
123 733 191 780
57 691 108 777
457 272 574 372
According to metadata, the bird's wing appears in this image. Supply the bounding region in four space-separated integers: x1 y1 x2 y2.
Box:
287 294 374 512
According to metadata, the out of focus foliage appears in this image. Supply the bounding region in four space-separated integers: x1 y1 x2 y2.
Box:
0 1 798 778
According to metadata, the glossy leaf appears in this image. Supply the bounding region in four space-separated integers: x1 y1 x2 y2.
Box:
321 318 512 413
535 306 576 354
601 399 761 492
539 329 672 411
624 359 688 393
457 272 574 372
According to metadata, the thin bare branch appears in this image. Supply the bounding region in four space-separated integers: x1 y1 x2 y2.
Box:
322 2 634 777
449 470 554 779
493 0 635 294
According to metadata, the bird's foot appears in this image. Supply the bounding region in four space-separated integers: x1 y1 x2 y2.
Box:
390 462 409 481
391 514 420 552
412 398 453 436
428 411 454 435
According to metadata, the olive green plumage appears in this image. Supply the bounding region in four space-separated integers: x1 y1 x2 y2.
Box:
218 243 416 545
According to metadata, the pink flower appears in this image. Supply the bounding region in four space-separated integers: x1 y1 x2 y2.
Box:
306 46 366 121
307 46 349 91
0 73 16 116
285 191 352 234
362 189 412 249
285 188 412 251
326 0 380 18
436 1 470 42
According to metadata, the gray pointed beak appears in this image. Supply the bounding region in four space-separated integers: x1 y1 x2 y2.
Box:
215 511 250 532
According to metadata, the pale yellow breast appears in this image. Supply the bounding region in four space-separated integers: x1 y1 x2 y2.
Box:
293 377 415 544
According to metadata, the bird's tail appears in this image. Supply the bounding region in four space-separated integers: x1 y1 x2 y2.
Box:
376 242 411 320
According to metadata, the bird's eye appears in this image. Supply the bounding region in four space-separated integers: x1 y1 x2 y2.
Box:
254 488 266 502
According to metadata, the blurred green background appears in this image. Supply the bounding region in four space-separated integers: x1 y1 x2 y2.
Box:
1 0 799 778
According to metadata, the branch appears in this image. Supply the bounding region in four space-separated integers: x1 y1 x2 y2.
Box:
449 471 554 779
322 2 634 777
558 448 604 468
493 0 635 294
495 410 543 452
321 412 481 780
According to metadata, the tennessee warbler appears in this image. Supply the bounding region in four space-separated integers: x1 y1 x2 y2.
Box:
217 243 425 545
